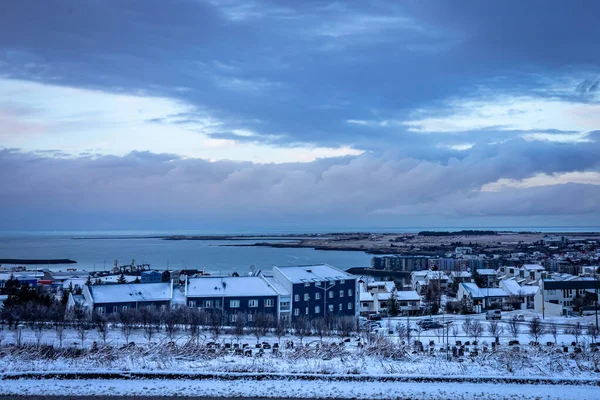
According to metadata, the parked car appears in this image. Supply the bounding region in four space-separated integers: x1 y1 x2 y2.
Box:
367 313 382 321
421 321 444 330
515 314 525 321
486 310 502 320
416 318 435 326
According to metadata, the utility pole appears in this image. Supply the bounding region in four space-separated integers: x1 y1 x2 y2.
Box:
595 270 598 331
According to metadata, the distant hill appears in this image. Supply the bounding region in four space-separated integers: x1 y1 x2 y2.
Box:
417 230 497 237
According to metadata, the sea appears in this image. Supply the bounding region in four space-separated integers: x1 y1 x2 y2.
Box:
1 227 598 275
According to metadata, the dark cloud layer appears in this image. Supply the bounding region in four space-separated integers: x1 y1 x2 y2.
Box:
2 135 599 230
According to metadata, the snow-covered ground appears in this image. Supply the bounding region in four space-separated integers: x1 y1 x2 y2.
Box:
1 310 600 398
2 378 600 399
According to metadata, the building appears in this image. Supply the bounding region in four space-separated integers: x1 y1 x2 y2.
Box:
185 276 280 324
83 282 173 315
534 278 600 316
372 256 431 272
474 269 498 288
457 282 510 312
500 278 538 309
141 270 163 283
272 264 357 321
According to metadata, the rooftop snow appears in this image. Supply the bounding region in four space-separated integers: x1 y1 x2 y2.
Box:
522 264 545 271
90 282 171 304
394 290 421 301
187 276 279 298
476 269 497 275
273 264 354 284
501 278 539 296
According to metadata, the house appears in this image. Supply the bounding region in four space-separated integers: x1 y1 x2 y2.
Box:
141 270 163 283
474 269 498 288
358 285 375 316
394 290 421 315
272 264 357 321
534 278 600 316
500 278 539 309
0 272 42 294
83 282 173 315
457 282 510 312
185 276 280 324
448 271 472 287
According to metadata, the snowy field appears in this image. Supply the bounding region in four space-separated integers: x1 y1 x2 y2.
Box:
2 378 600 399
1 310 600 398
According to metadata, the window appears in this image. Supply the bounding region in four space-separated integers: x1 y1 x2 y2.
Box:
328 304 334 312
294 294 300 302
304 293 309 301
348 289 353 296
249 299 258 307
339 290 344 298
294 308 299 316
204 300 213 308
113 306 118 313
97 307 105 314
265 299 274 307
247 313 253 322
189 300 196 308
122 306 128 310
304 282 310 287
315 292 321 300
161 305 166 311
215 300 221 307
281 301 290 310
340 279 345 284
305 307 309 315
329 291 334 298
230 300 240 308
338 303 342 311
348 302 352 310
230 314 237 322
316 281 322 287
315 305 320 314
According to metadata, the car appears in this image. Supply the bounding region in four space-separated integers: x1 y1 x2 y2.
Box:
421 322 444 330
515 314 525 321
367 313 382 321
416 318 435 326
486 310 502 320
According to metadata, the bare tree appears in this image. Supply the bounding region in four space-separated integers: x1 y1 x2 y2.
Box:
275 317 286 344
292 317 311 345
461 317 472 338
451 324 459 343
527 317 545 344
396 323 407 344
208 310 224 341
507 316 520 340
232 312 246 343
163 309 179 343
78 322 89 349
470 320 483 342
587 324 599 344
118 311 135 344
548 321 558 344
569 321 583 344
488 319 503 341
34 320 44 347
14 325 23 347
338 317 355 338
250 312 274 343
95 315 110 346
187 308 202 346
311 317 328 342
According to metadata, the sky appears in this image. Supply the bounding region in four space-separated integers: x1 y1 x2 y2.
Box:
1 0 600 231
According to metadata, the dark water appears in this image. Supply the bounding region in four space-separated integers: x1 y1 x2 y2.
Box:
0 231 372 275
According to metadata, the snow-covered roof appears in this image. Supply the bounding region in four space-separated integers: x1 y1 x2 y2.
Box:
376 292 391 301
502 279 539 296
367 281 396 292
186 276 279 298
460 282 484 298
484 288 510 298
90 282 172 304
261 275 291 296
359 290 374 302
395 290 420 301
99 275 138 284
273 264 354 284
522 264 545 271
476 269 497 276
450 271 471 278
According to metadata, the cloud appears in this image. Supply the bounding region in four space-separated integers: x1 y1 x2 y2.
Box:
0 78 362 163
1 138 599 229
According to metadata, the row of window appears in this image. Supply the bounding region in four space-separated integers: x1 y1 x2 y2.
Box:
188 298 275 308
96 304 167 314
294 289 353 302
293 302 353 316
303 279 346 287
